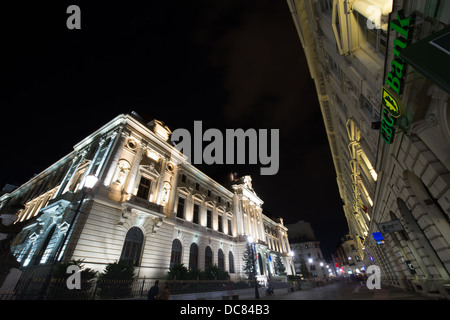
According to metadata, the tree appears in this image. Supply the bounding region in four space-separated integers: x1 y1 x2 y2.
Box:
242 242 256 280
274 254 286 275
97 260 135 299
187 268 202 280
201 264 230 280
48 259 97 299
165 263 188 280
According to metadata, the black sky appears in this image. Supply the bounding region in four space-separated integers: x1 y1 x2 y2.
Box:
1 0 347 258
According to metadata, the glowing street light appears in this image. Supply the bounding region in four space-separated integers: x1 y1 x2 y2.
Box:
84 174 99 189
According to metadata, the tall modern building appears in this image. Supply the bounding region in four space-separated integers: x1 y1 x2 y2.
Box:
0 113 294 286
287 0 450 297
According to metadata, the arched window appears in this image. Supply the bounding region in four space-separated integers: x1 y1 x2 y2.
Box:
189 243 198 270
170 239 182 268
120 227 144 266
229 251 235 273
218 249 225 270
205 246 213 269
258 253 264 275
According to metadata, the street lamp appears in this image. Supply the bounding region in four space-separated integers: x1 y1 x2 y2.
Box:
247 235 260 299
84 174 99 189
38 174 98 299
56 174 98 260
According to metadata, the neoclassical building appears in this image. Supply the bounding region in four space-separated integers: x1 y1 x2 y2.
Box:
288 0 449 297
0 112 293 284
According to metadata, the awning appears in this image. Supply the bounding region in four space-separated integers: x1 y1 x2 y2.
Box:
400 25 450 94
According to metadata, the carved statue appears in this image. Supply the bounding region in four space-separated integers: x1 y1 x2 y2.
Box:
161 182 171 204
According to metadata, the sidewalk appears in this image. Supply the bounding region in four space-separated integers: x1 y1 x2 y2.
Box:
239 281 437 300
186 281 438 300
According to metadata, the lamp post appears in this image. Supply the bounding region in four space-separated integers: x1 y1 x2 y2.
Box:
55 174 98 262
38 174 98 299
247 235 260 299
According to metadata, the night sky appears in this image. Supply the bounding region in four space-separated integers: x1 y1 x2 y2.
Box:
1 0 348 258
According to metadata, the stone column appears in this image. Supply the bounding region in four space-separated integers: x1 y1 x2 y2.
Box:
102 127 129 187
54 152 84 199
125 140 146 195
78 138 105 191
94 130 117 177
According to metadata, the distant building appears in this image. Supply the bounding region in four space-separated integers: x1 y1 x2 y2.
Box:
335 234 365 277
286 220 328 279
0 113 294 289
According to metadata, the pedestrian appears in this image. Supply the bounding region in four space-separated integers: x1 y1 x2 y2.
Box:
147 280 159 300
160 282 170 300
265 280 274 296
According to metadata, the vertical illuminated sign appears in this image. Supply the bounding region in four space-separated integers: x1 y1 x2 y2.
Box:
381 10 412 144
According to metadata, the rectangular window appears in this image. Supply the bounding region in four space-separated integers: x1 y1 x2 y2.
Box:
181 174 186 183
170 250 181 267
176 197 185 219
193 204 200 224
218 214 223 233
357 12 387 55
207 209 212 228
228 219 232 236
137 176 151 200
195 183 200 191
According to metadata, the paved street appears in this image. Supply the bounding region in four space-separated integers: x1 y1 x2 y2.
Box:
237 281 436 300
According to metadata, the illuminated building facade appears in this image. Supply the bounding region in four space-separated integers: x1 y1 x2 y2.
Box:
335 234 366 277
288 0 450 297
1 113 294 282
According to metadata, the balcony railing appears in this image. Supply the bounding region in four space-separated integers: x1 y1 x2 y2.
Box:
126 195 164 214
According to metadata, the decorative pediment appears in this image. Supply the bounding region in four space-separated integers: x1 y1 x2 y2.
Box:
139 164 160 179
177 186 190 196
205 200 215 208
29 232 38 243
58 221 70 234
192 193 205 202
